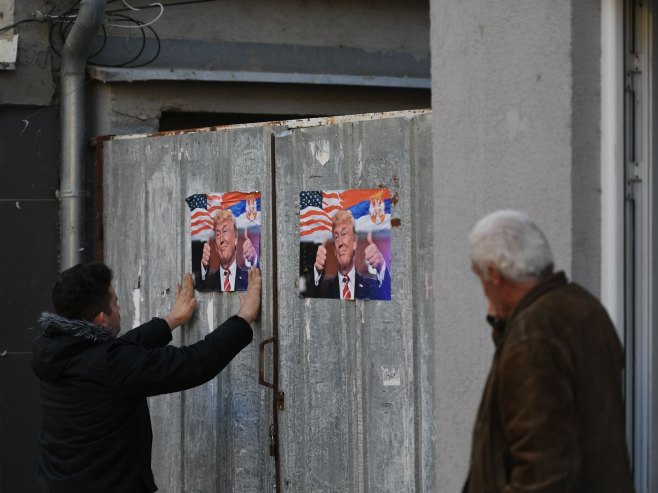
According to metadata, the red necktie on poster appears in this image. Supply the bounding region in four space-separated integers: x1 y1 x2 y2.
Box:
224 270 231 291
342 275 351 300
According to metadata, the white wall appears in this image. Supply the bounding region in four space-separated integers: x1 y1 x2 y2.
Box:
430 1 602 490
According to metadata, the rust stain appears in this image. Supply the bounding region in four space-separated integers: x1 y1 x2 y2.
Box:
90 110 431 142
391 218 402 228
391 192 399 206
89 134 116 146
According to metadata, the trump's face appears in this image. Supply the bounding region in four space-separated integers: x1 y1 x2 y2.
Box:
214 220 237 269
333 222 356 275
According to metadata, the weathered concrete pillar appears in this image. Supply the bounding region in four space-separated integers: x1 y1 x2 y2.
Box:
430 1 601 490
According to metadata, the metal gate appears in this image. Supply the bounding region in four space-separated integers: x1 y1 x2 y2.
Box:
101 109 434 492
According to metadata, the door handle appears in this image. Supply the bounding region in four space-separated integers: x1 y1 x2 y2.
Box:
259 336 276 389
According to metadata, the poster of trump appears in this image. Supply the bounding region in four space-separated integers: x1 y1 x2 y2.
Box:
299 188 392 301
185 191 261 292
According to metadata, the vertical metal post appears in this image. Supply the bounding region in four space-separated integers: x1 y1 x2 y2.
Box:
270 132 282 491
60 0 106 268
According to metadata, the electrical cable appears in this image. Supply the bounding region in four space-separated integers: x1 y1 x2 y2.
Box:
107 3 163 28
0 19 40 34
107 0 219 15
89 24 108 59
126 23 160 67
9 0 181 68
88 12 162 67
95 13 147 66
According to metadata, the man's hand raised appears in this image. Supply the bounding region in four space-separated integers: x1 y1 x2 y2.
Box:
238 268 262 324
164 273 198 331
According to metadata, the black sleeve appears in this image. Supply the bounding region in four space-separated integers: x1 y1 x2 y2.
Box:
106 315 253 397
118 318 172 348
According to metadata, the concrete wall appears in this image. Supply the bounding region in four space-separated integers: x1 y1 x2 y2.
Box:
90 81 430 136
430 1 602 490
1 0 429 128
0 0 68 105
88 0 430 137
122 0 428 53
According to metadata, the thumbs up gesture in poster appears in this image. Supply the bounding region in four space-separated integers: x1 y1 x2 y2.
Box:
201 236 212 269
314 235 329 273
365 231 385 275
243 229 258 267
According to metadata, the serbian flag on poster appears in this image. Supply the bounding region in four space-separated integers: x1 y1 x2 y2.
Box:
299 188 391 243
185 191 261 241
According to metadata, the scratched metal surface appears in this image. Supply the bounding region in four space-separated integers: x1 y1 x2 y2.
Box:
102 110 433 492
274 112 434 492
103 126 275 493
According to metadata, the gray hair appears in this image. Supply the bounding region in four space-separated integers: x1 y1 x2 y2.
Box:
469 209 554 282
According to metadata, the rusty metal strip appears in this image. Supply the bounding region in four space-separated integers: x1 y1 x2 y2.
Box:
93 137 106 261
269 131 283 491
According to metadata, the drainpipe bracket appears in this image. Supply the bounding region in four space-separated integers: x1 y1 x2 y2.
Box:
56 189 88 199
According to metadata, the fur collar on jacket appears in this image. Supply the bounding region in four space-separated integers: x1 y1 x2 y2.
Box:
38 312 118 342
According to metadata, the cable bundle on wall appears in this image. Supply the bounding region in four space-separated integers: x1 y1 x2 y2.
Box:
0 0 220 68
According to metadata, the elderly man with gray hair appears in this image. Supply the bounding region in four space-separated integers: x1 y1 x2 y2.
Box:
463 209 633 493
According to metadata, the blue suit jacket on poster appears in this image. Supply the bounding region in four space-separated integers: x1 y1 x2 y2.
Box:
201 266 249 292
317 268 391 301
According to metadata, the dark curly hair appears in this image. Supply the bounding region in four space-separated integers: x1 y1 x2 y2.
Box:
52 262 113 321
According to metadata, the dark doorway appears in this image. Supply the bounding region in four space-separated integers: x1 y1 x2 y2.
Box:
0 106 60 493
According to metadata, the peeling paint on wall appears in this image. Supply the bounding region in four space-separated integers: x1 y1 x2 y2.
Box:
132 287 141 328
206 298 214 334
382 366 401 386
310 140 331 166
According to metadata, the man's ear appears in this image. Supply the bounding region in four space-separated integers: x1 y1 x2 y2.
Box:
488 264 502 286
92 311 106 327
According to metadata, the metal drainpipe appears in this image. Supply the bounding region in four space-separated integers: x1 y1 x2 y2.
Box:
59 0 106 269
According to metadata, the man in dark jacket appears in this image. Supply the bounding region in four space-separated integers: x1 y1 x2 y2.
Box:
32 262 261 493
464 209 633 493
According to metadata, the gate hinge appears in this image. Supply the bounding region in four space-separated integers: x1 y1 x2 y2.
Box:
277 390 285 410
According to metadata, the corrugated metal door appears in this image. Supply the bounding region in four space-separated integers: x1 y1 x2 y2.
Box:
273 113 434 492
102 110 434 492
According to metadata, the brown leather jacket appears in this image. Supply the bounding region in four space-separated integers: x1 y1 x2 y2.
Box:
464 272 633 492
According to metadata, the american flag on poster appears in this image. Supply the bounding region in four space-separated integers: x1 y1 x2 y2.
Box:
185 193 223 240
299 189 391 243
185 192 261 241
299 190 346 243
321 190 342 215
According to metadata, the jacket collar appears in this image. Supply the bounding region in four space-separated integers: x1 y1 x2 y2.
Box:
509 271 568 323
38 312 117 342
489 271 568 348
